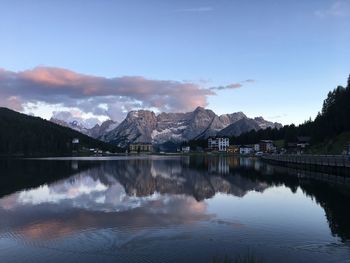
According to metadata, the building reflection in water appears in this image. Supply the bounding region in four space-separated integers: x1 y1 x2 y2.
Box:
208 156 230 174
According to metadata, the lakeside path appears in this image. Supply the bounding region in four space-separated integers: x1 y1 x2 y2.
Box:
262 154 350 176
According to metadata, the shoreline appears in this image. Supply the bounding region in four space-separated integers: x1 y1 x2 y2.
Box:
262 154 350 177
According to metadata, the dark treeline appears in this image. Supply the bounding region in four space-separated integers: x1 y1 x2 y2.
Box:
189 75 350 148
0 107 121 156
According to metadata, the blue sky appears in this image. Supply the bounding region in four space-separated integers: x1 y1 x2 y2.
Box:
0 0 349 125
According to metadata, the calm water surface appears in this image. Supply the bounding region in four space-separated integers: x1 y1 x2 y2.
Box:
0 156 349 262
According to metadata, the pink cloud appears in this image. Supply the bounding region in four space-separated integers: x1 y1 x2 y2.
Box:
0 96 23 111
0 66 215 120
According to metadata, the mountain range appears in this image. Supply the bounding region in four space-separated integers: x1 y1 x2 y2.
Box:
52 107 282 148
50 118 119 139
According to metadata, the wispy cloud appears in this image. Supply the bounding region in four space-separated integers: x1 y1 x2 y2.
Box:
210 79 255 91
242 79 255 83
175 6 213 13
267 114 287 120
315 0 350 18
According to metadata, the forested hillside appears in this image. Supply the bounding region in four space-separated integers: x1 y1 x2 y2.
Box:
0 108 121 156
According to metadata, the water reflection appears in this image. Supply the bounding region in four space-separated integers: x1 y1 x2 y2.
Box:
0 156 349 263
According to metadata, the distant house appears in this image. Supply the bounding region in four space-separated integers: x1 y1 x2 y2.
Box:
297 136 311 149
72 138 80 153
287 137 311 154
240 145 254 155
208 137 230 152
129 143 153 153
259 140 275 153
181 146 190 153
228 145 240 154
254 144 260 152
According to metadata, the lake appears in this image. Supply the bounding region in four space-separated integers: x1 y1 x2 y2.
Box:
0 155 349 262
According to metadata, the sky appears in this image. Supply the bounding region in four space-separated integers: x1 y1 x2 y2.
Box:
0 0 349 126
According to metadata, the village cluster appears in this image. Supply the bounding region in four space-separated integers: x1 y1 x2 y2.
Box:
125 136 312 155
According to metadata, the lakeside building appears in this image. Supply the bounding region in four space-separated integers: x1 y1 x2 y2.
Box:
129 143 153 153
297 136 311 150
181 146 190 153
287 137 311 154
72 138 79 153
208 137 230 152
228 145 240 154
254 144 260 152
240 145 254 155
260 140 275 153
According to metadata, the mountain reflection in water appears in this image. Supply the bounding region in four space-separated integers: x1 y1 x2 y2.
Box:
0 156 349 263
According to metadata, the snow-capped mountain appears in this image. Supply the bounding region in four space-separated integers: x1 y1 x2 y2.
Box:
100 107 282 148
50 118 90 134
50 118 119 139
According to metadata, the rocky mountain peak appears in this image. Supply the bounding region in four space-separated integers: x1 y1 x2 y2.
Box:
254 116 265 122
127 110 156 120
50 117 119 139
101 107 283 148
193 106 206 112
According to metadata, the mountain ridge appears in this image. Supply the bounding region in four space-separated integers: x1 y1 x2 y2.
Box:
50 118 119 139
99 106 282 147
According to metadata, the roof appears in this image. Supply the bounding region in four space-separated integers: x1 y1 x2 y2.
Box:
260 140 273 143
129 142 153 146
297 136 311 142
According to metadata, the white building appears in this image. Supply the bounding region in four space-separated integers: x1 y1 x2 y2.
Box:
181 146 190 153
240 146 254 155
254 144 260 152
208 137 230 152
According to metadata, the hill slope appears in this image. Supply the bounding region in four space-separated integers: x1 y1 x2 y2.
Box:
308 132 350 154
0 107 120 156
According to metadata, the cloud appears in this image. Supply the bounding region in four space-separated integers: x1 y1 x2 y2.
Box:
267 114 287 120
176 6 213 12
242 79 255 83
315 0 350 18
210 79 255 91
0 66 214 121
52 110 102 128
0 96 23 111
210 83 242 91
